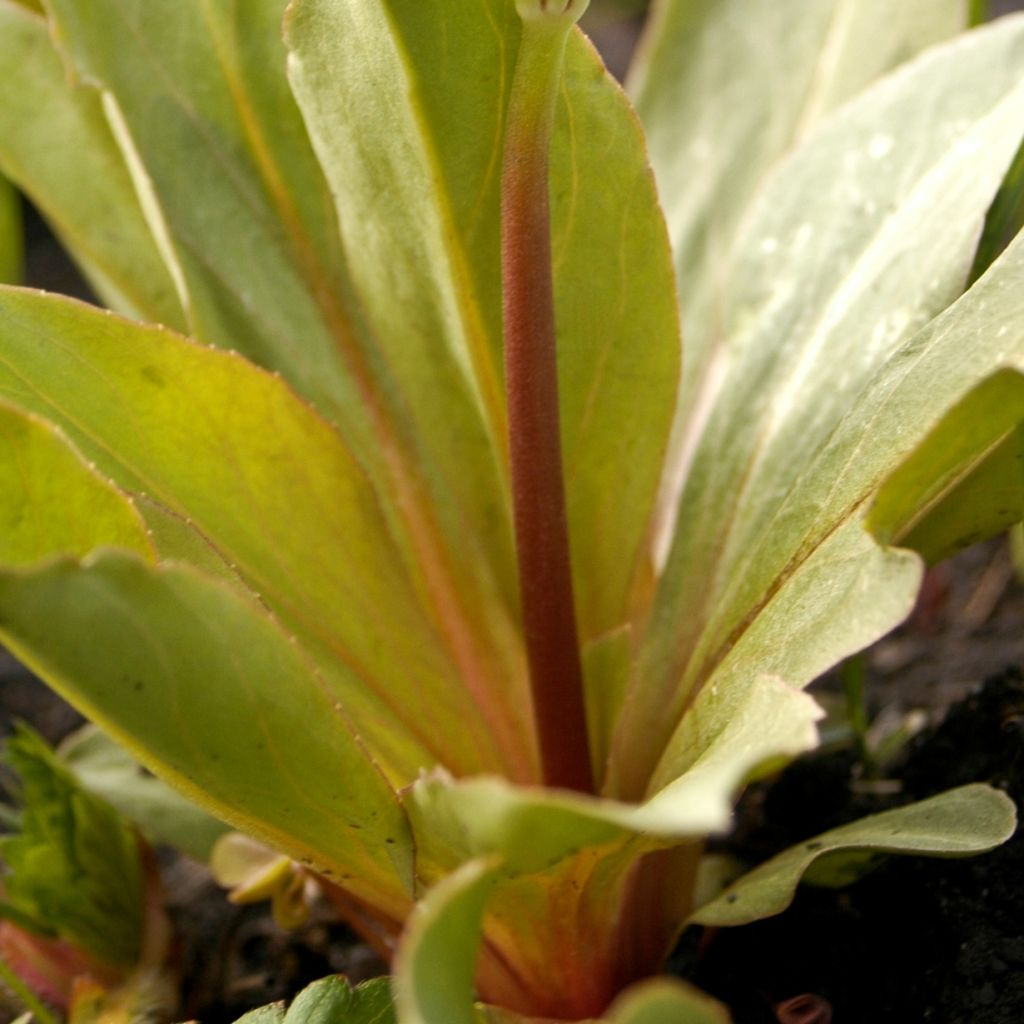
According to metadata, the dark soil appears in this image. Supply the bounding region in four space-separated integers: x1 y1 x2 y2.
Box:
680 668 1024 1024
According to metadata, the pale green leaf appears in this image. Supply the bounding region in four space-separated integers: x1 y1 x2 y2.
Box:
612 17 1024 798
869 369 1024 562
394 859 498 1024
604 979 731 1024
630 0 964 422
59 725 228 863
408 675 820 878
690 784 1016 927
0 399 153 565
651 222 1024 793
0 552 413 919
649 518 922 793
0 175 22 284
0 0 185 325
0 287 512 782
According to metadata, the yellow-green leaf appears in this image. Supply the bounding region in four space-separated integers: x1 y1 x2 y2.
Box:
0 400 152 565
0 287 511 783
0 552 414 919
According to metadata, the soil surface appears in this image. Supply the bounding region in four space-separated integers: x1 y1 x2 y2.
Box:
679 667 1024 1024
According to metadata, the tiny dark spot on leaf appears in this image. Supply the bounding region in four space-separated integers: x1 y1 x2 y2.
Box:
726 893 738 904
806 841 824 851
140 365 166 388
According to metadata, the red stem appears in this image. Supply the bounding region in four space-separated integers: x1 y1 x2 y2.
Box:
501 22 593 794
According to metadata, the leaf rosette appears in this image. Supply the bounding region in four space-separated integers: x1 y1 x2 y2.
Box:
0 1 1021 1021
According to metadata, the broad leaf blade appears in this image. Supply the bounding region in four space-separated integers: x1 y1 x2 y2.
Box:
0 553 413 918
0 0 185 326
44 0 538 779
631 0 964 419
554 36 680 644
690 784 1016 927
285 0 681 654
44 0 354 406
0 400 152 565
614 18 1024 798
0 287 506 782
653 222 1024 789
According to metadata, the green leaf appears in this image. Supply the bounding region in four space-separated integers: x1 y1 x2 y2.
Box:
690 784 1017 927
234 1006 285 1024
283 977 395 1024
43 0 356 404
59 725 228 863
394 860 497 1024
604 979 731 1024
970 133 1024 281
0 0 185 325
0 725 143 968
630 0 965 423
0 174 22 284
408 676 821 876
0 286 511 782
42 0 544 784
551 36 681 644
285 0 681 655
0 552 413 920
611 16 1024 799
402 676 820 1016
868 369 1024 563
0 400 153 566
